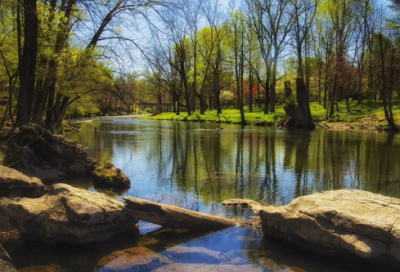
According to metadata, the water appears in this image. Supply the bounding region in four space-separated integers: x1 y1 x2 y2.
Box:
8 117 400 271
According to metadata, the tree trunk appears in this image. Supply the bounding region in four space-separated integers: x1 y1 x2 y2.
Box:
15 0 38 127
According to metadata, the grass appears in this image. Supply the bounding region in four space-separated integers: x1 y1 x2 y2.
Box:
142 101 400 129
142 105 287 126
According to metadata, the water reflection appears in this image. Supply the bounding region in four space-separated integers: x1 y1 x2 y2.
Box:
32 117 400 272
69 119 400 205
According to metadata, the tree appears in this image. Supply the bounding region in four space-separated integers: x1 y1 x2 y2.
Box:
288 0 318 129
16 0 38 127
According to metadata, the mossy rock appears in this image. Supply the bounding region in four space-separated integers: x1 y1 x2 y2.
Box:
92 163 130 188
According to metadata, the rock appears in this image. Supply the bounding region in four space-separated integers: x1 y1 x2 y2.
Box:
95 246 169 271
124 196 237 229
152 263 263 272
0 243 12 263
0 183 137 244
93 163 130 188
0 259 17 272
18 264 73 272
259 190 400 267
0 165 48 198
164 246 223 264
3 123 99 181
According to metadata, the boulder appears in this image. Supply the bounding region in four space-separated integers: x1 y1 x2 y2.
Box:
93 163 130 188
3 123 99 181
0 183 137 244
259 190 400 267
95 246 169 271
0 165 48 198
0 259 17 272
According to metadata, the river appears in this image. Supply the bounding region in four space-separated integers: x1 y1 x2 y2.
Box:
8 117 400 271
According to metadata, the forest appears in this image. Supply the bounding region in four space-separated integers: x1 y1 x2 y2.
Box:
1 0 400 131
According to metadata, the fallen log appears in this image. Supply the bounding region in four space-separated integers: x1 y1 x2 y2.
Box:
123 197 237 229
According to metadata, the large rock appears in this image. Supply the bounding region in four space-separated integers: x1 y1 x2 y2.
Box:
93 163 130 188
3 123 99 181
259 190 400 266
0 259 17 272
0 165 48 198
0 183 137 244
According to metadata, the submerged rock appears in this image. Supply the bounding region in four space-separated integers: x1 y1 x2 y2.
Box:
0 165 48 198
18 264 73 272
93 163 130 188
3 123 99 181
259 190 400 267
0 183 137 244
164 246 223 264
95 246 169 271
152 263 263 272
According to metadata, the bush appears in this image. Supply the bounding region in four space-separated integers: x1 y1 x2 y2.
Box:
144 107 152 114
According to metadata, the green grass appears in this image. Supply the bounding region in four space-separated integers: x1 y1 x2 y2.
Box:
142 105 287 125
141 101 400 128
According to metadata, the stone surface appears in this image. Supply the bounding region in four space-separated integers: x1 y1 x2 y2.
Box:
18 264 73 272
152 263 263 272
164 246 223 264
0 183 137 244
0 259 17 272
3 123 99 181
93 163 130 188
124 196 237 229
0 166 48 198
95 246 169 271
259 190 400 266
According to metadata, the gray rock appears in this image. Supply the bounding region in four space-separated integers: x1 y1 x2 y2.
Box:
0 259 17 272
0 165 48 198
3 123 99 181
259 190 400 267
0 183 137 244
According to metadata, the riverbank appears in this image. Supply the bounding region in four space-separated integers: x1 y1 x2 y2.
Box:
141 101 400 131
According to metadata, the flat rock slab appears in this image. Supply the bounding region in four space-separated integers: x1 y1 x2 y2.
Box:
0 165 48 198
0 183 137 244
123 197 236 229
259 190 400 266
